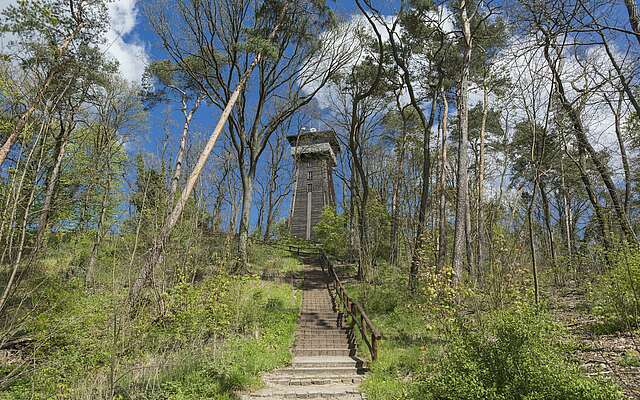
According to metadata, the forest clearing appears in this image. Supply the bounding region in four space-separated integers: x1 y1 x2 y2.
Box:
0 0 639 399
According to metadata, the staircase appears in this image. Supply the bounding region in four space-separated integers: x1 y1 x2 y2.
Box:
241 259 365 400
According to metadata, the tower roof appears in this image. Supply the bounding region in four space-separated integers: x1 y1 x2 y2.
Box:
286 129 340 154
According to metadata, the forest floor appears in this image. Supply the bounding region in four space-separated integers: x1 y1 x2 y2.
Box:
549 286 640 399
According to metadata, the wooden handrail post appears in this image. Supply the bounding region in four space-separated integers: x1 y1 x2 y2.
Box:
372 333 378 361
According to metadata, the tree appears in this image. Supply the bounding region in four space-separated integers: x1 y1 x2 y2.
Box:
0 0 112 167
452 0 474 283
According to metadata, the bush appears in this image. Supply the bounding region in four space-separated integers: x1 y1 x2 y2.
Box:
416 305 623 400
314 207 349 257
590 244 640 332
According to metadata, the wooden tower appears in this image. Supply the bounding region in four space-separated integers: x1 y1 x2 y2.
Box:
287 129 340 241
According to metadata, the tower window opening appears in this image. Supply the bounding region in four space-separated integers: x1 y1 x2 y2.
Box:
307 183 313 192
308 171 312 180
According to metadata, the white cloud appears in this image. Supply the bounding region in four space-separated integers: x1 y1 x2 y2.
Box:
0 0 148 83
105 0 149 83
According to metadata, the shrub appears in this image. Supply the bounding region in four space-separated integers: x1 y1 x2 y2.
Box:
589 244 640 332
416 305 623 400
314 207 349 257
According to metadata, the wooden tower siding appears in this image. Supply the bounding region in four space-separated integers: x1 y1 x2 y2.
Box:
287 130 340 241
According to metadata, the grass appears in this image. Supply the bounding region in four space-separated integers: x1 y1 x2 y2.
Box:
0 238 302 400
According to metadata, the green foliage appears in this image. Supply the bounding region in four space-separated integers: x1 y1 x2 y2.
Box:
417 306 623 400
589 244 640 332
0 238 300 399
314 207 349 257
348 268 624 400
249 244 303 276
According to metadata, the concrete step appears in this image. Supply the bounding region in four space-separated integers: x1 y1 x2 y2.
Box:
239 384 363 399
296 328 350 336
264 375 364 386
295 348 353 357
275 366 360 377
291 356 359 368
295 340 351 348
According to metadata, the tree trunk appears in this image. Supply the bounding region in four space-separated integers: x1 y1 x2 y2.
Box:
559 157 573 257
606 94 632 215
437 91 449 270
475 83 488 284
389 134 405 267
453 0 473 282
539 180 557 267
0 138 45 315
410 93 439 289
237 169 255 271
86 181 110 286
170 95 202 202
35 123 70 251
527 181 540 307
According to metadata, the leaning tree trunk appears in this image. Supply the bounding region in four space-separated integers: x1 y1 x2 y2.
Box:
128 49 264 305
0 131 46 316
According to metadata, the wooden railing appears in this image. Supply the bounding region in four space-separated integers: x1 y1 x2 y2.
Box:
319 252 382 361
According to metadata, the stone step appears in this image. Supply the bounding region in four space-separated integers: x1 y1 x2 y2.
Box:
298 319 342 326
239 384 362 399
291 356 359 368
275 366 360 377
295 348 353 357
240 262 364 400
299 319 340 325
264 375 364 386
299 315 341 321
295 339 351 348
299 311 338 316
296 328 350 336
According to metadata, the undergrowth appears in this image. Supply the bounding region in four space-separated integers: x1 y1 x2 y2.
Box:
0 239 300 400
346 262 625 400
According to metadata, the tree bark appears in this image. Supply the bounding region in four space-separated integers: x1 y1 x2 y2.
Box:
35 121 70 251
437 91 449 270
539 180 557 267
605 94 632 216
237 168 255 271
475 83 488 284
453 0 473 282
170 95 202 202
86 182 110 286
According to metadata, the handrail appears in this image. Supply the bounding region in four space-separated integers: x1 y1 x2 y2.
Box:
319 251 382 361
